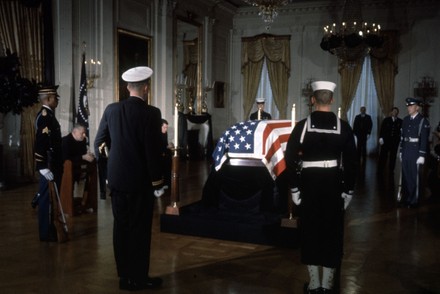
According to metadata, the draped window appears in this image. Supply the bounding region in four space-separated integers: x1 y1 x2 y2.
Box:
0 1 45 180
338 30 399 121
347 56 380 155
241 34 291 119
370 30 400 117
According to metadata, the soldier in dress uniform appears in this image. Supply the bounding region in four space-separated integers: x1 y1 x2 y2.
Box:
378 107 402 174
34 85 62 242
94 66 164 291
285 81 357 293
400 97 430 208
250 97 272 120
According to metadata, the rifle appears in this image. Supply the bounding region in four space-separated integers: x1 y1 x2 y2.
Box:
397 167 402 202
48 181 69 242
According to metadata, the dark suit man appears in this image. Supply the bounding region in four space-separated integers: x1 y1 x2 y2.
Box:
34 85 62 242
94 66 164 291
378 107 402 173
353 106 373 164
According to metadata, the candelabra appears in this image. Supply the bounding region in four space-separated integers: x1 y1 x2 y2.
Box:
86 58 101 89
301 78 314 114
202 81 214 114
82 42 101 89
413 76 437 118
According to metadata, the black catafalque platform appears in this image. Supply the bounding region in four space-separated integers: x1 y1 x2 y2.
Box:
160 164 298 248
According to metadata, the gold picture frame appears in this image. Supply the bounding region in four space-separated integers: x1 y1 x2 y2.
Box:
116 29 152 102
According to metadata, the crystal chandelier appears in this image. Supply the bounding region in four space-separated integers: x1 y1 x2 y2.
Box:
320 0 383 68
244 0 291 23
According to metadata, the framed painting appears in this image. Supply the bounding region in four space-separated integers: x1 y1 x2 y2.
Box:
116 29 152 102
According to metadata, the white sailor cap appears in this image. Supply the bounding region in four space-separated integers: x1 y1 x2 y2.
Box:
121 66 153 82
256 97 266 103
311 81 337 92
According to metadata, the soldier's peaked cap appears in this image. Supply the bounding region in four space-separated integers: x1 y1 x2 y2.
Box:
38 85 59 97
405 97 423 106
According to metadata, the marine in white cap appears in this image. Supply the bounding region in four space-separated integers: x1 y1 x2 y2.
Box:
250 97 272 120
285 81 357 293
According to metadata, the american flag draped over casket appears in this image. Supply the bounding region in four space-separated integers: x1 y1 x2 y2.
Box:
212 120 292 179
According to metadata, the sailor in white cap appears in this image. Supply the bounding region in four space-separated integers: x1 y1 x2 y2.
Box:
95 66 164 290
399 97 430 208
250 97 272 120
285 81 357 293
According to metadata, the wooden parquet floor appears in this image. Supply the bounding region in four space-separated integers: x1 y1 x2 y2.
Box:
1 158 440 293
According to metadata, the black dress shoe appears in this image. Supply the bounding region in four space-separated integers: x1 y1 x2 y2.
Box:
303 283 321 294
407 203 419 209
119 277 163 291
321 288 334 293
145 277 163 288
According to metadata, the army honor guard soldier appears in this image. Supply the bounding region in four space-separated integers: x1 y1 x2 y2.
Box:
34 85 63 242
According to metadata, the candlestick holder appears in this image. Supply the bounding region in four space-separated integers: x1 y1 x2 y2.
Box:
176 84 185 113
301 78 314 114
413 76 438 118
165 147 180 215
202 85 213 114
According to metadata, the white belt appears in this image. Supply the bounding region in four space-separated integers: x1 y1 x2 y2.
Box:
404 137 419 143
302 160 338 168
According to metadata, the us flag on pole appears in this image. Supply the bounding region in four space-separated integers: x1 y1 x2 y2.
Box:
77 53 89 142
212 120 292 179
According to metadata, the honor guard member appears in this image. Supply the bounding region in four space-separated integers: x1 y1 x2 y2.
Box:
285 81 357 293
94 66 164 291
400 97 430 208
34 85 62 242
378 107 403 174
353 106 373 164
250 97 272 120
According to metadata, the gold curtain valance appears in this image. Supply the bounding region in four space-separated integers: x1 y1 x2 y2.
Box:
241 34 291 77
241 33 291 119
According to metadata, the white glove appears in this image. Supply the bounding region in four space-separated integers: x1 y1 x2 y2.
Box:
39 169 54 181
379 138 384 145
154 188 164 198
341 192 353 210
416 156 425 165
290 188 301 205
399 153 402 161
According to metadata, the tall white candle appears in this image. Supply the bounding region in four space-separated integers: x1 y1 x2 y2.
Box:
292 103 296 125
338 107 341 119
174 105 179 147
